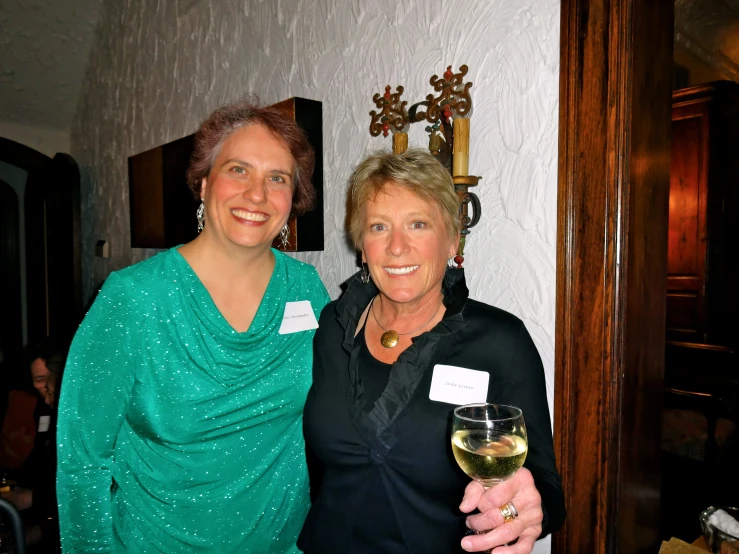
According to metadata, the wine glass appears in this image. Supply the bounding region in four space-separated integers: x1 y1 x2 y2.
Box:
451 403 528 487
451 404 528 550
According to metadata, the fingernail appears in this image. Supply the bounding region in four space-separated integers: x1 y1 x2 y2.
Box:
461 538 472 550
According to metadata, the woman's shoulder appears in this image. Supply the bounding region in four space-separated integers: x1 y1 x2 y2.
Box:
96 250 179 298
462 298 525 337
275 250 328 300
276 250 321 278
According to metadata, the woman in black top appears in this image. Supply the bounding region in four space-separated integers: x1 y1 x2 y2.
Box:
299 150 565 553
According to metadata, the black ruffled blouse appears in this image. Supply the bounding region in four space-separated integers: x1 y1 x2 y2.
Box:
299 269 565 554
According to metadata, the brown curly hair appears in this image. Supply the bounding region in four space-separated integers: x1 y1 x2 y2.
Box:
186 102 316 215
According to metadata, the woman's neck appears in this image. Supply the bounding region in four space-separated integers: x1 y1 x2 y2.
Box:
178 231 275 286
374 289 445 332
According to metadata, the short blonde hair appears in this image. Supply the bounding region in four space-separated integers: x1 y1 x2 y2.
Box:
347 149 461 249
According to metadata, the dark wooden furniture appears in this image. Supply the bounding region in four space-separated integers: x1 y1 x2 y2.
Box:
269 97 324 252
128 135 199 249
128 97 324 252
668 82 739 348
554 0 673 552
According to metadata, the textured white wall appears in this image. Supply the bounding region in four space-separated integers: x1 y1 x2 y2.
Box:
0 120 71 157
73 2 559 549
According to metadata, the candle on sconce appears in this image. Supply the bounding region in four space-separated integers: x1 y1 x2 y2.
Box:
452 117 470 177
392 132 408 154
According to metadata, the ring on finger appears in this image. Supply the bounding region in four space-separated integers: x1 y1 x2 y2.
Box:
499 501 518 523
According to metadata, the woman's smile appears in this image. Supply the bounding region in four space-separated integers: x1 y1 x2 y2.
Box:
230 208 270 224
383 265 420 276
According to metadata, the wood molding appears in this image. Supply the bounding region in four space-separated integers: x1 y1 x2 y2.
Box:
554 0 673 552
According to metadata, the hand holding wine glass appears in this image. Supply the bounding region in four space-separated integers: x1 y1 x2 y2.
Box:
452 404 543 553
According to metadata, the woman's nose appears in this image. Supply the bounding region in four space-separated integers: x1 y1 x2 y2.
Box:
387 229 409 255
243 176 267 204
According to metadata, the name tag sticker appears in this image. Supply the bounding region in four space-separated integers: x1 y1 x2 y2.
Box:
38 415 50 433
429 364 489 405
279 301 319 335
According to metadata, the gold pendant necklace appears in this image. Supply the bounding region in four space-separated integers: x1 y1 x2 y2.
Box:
370 295 443 348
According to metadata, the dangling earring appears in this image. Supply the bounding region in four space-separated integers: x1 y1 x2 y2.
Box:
360 262 370 284
279 223 290 248
196 202 205 233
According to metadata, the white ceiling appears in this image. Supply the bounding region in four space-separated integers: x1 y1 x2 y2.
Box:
0 0 104 131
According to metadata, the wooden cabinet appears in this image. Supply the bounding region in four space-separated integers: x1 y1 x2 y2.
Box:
668 81 739 347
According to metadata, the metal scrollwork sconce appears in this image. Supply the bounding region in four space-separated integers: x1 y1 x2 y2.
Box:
368 65 481 268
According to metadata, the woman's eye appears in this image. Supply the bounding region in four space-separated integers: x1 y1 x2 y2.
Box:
411 221 426 229
230 166 246 174
269 175 286 184
370 223 386 232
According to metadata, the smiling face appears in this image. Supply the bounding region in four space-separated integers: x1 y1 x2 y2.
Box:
200 124 295 251
362 182 458 307
30 358 54 406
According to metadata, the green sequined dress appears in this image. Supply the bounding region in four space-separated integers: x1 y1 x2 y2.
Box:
57 248 329 553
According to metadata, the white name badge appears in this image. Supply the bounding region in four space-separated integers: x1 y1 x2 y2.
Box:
38 415 51 433
278 301 319 335
429 364 489 405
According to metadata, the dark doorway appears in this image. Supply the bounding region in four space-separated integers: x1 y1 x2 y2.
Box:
0 138 82 367
0 178 24 390
25 153 83 345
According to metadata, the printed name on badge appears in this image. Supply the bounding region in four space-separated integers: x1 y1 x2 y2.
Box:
279 300 319 335
38 415 51 433
429 364 489 405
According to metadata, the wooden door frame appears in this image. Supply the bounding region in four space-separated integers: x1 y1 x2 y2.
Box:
553 0 673 552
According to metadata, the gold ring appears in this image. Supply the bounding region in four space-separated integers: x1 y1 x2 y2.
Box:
499 502 518 523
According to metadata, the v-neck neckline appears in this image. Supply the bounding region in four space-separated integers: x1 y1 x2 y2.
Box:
172 246 280 336
338 268 470 453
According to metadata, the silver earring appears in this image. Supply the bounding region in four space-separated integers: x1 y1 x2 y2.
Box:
360 262 370 284
279 223 290 248
196 202 205 233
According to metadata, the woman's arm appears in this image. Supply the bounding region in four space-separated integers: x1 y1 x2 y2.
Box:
56 273 137 552
460 320 565 552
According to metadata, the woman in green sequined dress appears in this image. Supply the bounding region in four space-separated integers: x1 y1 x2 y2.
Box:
57 103 329 553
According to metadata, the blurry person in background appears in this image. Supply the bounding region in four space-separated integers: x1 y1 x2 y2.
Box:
2 340 67 551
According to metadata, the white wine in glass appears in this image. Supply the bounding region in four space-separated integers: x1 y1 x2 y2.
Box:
451 404 528 488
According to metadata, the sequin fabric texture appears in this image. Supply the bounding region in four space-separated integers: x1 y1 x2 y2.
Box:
57 248 329 553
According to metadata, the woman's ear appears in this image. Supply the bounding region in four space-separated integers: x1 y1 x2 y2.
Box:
449 234 461 258
200 177 208 200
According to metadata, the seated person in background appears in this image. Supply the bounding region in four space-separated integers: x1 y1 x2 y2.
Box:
2 340 66 551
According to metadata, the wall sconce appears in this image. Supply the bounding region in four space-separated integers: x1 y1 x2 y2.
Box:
369 65 481 268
